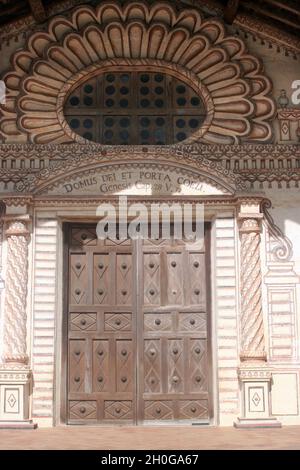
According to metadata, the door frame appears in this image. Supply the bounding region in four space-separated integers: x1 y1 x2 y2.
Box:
60 219 213 425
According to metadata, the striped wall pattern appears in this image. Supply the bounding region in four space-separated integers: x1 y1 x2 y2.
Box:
214 217 239 419
268 287 297 361
31 215 58 424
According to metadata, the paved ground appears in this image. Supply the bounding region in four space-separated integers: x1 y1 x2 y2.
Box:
0 425 299 450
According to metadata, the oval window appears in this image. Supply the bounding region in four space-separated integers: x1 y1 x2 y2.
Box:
64 71 207 145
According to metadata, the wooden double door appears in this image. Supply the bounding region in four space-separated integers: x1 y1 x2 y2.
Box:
65 223 212 424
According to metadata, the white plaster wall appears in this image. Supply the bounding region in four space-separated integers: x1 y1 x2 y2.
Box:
0 223 4 359
30 211 58 427
262 188 300 424
213 213 240 426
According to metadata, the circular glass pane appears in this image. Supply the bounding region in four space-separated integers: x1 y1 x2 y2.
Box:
69 96 79 106
84 84 93 94
70 118 80 129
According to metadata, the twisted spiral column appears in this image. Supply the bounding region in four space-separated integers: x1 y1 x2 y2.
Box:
2 218 30 364
239 217 266 361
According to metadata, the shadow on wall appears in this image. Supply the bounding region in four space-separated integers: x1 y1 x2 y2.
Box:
268 202 300 262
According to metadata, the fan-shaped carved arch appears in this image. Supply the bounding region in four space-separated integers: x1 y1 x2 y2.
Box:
0 1 275 145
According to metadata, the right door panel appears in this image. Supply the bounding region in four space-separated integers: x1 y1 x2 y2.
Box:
138 229 211 423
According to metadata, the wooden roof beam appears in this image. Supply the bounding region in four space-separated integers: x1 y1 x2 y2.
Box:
243 1 300 30
0 1 27 16
224 0 240 24
260 0 300 17
28 0 46 23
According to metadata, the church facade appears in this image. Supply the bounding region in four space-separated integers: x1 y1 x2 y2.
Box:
0 0 300 428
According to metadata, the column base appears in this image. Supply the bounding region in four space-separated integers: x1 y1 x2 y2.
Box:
234 417 281 429
236 364 281 428
0 420 37 429
0 364 36 428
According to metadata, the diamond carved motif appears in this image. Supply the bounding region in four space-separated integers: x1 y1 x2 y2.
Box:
179 400 208 419
144 401 174 420
70 313 97 331
104 313 132 331
145 283 159 304
144 340 161 393
251 392 261 407
7 393 17 408
104 401 132 419
69 401 97 420
281 122 289 135
71 229 97 246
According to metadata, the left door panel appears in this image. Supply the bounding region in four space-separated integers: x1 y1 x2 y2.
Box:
67 225 136 424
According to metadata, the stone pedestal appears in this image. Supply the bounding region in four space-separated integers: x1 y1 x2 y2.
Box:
234 365 281 428
0 365 36 429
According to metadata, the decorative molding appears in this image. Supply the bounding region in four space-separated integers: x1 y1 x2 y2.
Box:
0 366 32 382
2 196 33 207
31 195 241 208
0 0 84 48
1 143 300 189
2 217 30 365
277 109 300 143
1 0 299 56
278 109 300 121
234 13 300 55
0 143 299 160
238 214 266 362
13 146 247 195
184 0 300 54
0 2 275 145
238 368 272 380
262 199 293 262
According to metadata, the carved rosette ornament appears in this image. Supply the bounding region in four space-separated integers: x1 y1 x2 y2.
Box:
2 218 30 364
239 216 266 362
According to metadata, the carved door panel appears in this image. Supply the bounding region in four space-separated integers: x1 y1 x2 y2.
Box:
67 225 136 424
66 223 211 424
138 231 211 423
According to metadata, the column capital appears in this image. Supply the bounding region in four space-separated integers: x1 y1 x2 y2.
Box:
237 196 264 220
3 215 31 237
238 215 263 234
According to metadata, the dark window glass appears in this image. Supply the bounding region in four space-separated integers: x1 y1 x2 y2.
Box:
65 71 206 144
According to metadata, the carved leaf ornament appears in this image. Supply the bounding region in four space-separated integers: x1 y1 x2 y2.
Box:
0 2 275 145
